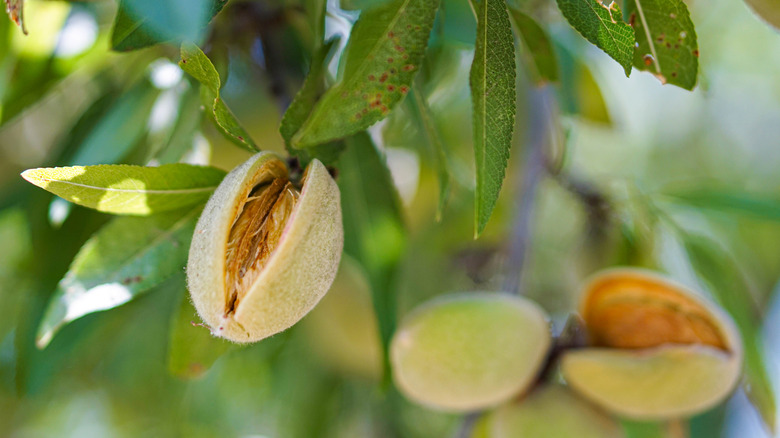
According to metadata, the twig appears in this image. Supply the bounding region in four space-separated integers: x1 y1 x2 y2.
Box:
452 85 557 438
452 412 481 438
502 85 555 295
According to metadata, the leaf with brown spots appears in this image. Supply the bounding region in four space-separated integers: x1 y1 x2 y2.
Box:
624 0 699 90
291 0 440 148
4 0 26 34
36 208 202 349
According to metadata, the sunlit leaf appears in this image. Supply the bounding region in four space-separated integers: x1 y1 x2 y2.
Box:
744 0 780 31
509 9 559 84
21 164 225 215
624 0 698 89
663 189 780 222
168 281 234 379
556 0 635 76
179 42 259 152
4 0 26 34
470 0 516 237
111 0 228 51
291 0 440 148
339 133 407 385
681 234 777 433
36 208 201 348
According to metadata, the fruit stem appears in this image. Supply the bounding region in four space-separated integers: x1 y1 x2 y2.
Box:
452 412 482 438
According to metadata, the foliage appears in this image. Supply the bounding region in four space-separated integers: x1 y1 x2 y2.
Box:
1 0 779 435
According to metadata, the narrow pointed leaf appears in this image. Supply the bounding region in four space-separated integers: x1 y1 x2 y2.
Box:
625 0 698 89
407 86 451 219
179 42 259 152
681 234 777 433
291 0 440 148
664 189 780 222
470 0 516 236
339 133 407 385
509 9 560 84
4 0 26 34
36 208 201 348
556 0 635 76
555 41 612 124
111 0 229 51
21 164 225 215
70 81 161 166
168 282 234 379
280 38 345 166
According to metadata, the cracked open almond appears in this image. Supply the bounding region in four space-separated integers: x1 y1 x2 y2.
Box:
561 268 743 420
187 152 343 343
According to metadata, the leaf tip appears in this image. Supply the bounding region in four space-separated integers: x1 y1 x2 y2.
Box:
35 326 56 350
20 168 44 187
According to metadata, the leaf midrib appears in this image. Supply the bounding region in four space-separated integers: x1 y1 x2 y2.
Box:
74 209 200 288
41 178 219 195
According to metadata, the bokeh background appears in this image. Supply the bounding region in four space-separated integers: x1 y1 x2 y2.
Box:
0 0 779 436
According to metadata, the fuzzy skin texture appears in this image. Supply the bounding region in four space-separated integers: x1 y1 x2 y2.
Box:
390 293 551 412
561 268 743 420
186 153 343 343
487 385 623 438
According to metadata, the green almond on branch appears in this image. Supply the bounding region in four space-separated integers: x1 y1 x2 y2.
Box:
21 164 226 216
186 152 343 343
562 268 743 420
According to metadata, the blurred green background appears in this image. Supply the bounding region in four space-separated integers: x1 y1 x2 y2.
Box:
0 0 779 436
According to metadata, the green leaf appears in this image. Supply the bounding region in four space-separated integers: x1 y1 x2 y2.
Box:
621 420 667 438
69 81 161 166
680 234 777 433
509 9 560 84
179 42 259 152
21 164 225 215
664 189 780 222
744 0 780 31
556 0 635 76
555 40 612 124
150 85 205 164
624 0 698 89
111 0 228 52
291 0 440 148
339 133 407 385
36 208 201 348
168 281 234 379
280 38 345 166
4 0 26 34
406 85 451 220
470 0 516 237
280 38 339 145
